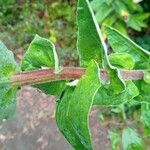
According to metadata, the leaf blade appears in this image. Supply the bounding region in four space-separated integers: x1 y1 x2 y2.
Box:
56 60 101 150
21 35 66 96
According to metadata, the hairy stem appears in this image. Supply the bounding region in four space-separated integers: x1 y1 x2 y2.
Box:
10 67 144 86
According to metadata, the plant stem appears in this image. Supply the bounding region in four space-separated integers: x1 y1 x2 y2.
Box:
10 67 144 86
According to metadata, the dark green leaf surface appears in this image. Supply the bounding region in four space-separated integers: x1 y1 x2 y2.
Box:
0 41 19 122
21 35 66 96
77 0 125 94
77 0 105 67
107 27 150 69
56 60 101 150
122 128 144 150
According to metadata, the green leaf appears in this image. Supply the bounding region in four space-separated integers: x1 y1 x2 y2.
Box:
95 4 113 23
33 80 66 96
135 80 150 103
108 53 135 69
127 13 150 31
141 104 150 137
21 35 66 96
77 0 105 67
106 27 150 69
143 71 150 84
0 41 19 122
77 0 125 95
56 60 101 150
21 34 59 72
110 29 150 103
109 130 121 150
94 81 139 106
113 20 128 36
122 128 145 150
91 0 105 12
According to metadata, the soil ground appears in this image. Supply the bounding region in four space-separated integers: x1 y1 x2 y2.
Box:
0 86 111 150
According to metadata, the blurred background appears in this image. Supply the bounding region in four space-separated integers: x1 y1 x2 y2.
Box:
0 0 150 149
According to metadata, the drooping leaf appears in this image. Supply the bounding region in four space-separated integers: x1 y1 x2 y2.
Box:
108 53 135 69
106 27 150 69
0 41 19 122
56 60 101 150
122 128 145 150
21 35 66 96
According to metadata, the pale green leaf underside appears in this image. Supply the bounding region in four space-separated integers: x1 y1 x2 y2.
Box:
21 35 66 96
122 128 144 150
56 60 101 150
0 41 19 122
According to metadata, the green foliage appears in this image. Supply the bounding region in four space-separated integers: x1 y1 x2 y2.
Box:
108 53 135 69
144 71 150 84
107 27 150 69
122 128 144 150
141 104 150 136
56 60 101 150
134 35 150 50
77 0 104 67
109 130 121 150
91 0 150 36
0 41 19 122
21 35 66 96
0 1 76 53
0 0 149 149
21 35 59 71
94 81 139 106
